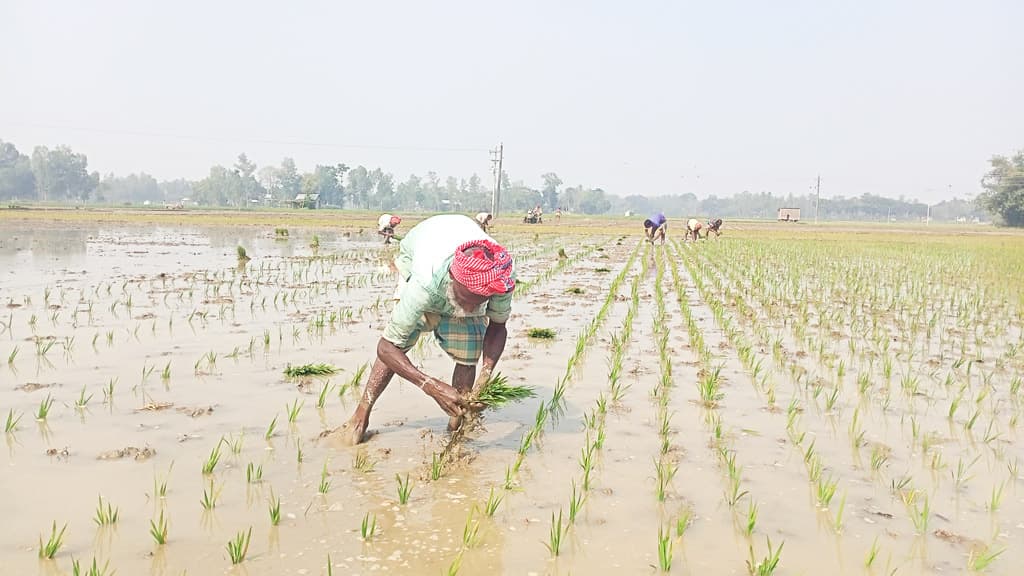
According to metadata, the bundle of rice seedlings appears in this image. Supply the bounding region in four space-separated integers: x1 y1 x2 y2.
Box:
474 373 536 408
284 363 338 378
528 328 556 339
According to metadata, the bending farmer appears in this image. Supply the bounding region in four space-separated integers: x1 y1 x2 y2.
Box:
378 214 402 244
686 218 703 242
340 214 516 444
643 213 668 244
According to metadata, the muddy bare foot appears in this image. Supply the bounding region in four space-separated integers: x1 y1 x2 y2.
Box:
324 421 372 446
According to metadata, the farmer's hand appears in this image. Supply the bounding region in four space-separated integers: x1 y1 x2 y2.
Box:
422 378 465 418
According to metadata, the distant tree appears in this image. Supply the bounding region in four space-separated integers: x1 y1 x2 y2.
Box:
234 153 264 204
30 145 97 202
96 173 162 204
258 166 280 201
277 158 302 201
541 172 562 210
579 187 611 214
0 140 36 201
346 166 372 209
977 150 1024 226
301 165 342 207
370 168 395 210
193 165 242 206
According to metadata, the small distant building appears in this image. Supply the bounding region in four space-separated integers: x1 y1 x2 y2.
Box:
777 207 800 222
289 193 321 209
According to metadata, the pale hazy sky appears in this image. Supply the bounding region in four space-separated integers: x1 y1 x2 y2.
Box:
2 1 1021 203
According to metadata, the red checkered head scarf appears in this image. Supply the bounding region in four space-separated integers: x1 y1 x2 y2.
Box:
450 239 515 297
389 216 402 227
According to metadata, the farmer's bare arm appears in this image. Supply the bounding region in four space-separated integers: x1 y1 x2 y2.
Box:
481 321 507 374
376 338 463 415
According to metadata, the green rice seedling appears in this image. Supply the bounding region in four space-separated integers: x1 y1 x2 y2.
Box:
909 494 930 534
968 544 1005 572
527 327 556 339
236 246 251 262
202 441 223 475
746 537 783 576
568 479 585 524
725 476 749 507
316 381 333 409
93 496 119 526
484 487 503 516
268 490 281 526
396 473 413 505
676 508 693 537
36 394 54 421
544 509 565 557
283 363 337 377
38 521 67 559
816 476 838 508
161 362 171 381
286 398 304 423
246 462 263 484
71 557 113 576
864 536 880 568
869 445 889 471
445 551 464 576
580 445 597 490
353 450 374 473
475 372 536 408
295 440 304 463
503 465 515 490
987 482 1005 512
655 458 678 501
658 524 673 572
224 432 244 455
149 510 168 545
698 365 724 406
462 508 481 548
226 526 252 565
833 491 847 532
318 462 331 494
360 512 377 540
744 500 758 536
265 415 278 440
430 453 443 481
953 456 979 490
5 409 23 433
75 386 93 409
200 479 222 510
154 462 173 498
7 345 18 365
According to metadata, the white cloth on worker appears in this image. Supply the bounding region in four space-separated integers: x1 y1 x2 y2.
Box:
378 214 394 232
391 214 497 300
475 212 491 225
687 218 700 231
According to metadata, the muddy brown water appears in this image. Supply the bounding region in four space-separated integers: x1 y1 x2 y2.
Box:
1 223 1021 575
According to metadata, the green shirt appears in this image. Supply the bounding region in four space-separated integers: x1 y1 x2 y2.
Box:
382 215 514 346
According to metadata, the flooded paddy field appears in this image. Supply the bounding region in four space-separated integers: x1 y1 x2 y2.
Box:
2 213 1024 575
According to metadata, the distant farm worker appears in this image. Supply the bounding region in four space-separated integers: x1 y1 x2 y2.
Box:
378 214 402 244
705 218 723 239
555 208 562 222
686 218 703 242
643 212 668 244
339 214 516 444
475 211 493 232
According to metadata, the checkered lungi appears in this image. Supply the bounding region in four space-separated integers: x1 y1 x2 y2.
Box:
397 313 486 366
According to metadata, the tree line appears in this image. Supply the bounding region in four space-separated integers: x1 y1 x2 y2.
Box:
0 138 1014 223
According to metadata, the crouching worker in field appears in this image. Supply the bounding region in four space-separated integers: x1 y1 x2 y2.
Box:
338 214 516 445
377 214 402 244
705 218 723 239
643 212 668 244
686 218 703 242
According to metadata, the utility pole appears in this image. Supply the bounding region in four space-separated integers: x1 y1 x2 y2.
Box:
815 175 821 224
490 143 503 216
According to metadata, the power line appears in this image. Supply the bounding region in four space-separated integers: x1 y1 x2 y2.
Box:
0 120 489 154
